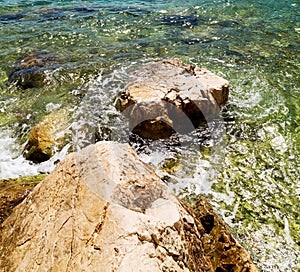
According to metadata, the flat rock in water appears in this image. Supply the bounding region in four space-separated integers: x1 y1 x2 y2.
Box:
117 58 229 139
0 141 257 272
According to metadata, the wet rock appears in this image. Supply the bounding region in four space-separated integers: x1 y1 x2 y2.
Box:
187 195 258 271
0 141 212 271
117 58 229 139
0 175 46 224
7 50 58 89
23 108 70 163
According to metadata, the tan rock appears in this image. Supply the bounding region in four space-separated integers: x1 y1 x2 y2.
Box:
23 108 69 162
117 58 229 139
0 142 257 271
0 142 212 271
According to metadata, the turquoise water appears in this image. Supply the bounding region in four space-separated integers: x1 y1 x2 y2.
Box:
0 0 299 271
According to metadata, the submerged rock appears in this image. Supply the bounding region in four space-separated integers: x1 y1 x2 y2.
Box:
7 50 58 89
0 141 257 271
36 7 67 22
116 58 229 139
0 12 25 23
23 108 70 163
161 14 199 27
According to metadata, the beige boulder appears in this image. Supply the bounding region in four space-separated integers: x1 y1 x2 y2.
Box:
0 142 257 271
117 58 229 139
1 142 211 271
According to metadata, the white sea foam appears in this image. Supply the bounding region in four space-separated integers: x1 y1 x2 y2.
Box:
0 130 69 179
0 130 38 179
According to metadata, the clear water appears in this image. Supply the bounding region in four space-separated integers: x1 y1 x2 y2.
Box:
0 0 299 271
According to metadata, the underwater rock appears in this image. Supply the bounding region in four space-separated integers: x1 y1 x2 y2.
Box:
161 14 199 27
215 20 240 27
7 50 58 89
0 141 257 271
36 7 67 22
23 109 69 163
72 6 100 13
0 12 25 23
116 58 229 139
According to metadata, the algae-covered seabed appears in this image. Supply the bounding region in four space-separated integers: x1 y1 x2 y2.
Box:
0 0 299 271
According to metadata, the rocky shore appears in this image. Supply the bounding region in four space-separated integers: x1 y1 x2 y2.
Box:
0 58 258 271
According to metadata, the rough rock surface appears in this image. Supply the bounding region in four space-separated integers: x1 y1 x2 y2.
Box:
7 50 58 89
0 142 211 271
117 58 229 139
186 196 258 272
0 142 257 271
23 108 69 162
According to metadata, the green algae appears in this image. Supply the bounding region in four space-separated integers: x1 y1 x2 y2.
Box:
207 120 300 270
159 154 181 175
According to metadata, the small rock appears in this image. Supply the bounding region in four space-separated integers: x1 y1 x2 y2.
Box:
23 108 69 162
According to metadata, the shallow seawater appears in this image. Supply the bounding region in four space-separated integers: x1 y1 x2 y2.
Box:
0 0 299 270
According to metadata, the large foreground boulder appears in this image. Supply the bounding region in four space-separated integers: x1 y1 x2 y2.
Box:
0 142 256 271
117 58 229 139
